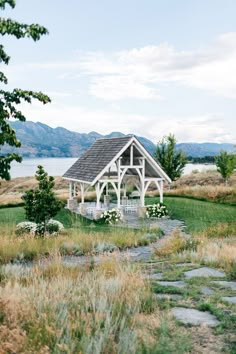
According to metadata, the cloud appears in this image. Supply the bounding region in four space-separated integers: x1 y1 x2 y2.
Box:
7 32 236 101
80 33 236 100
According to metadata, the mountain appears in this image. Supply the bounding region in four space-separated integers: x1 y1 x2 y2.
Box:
2 121 235 158
3 121 156 158
177 142 235 157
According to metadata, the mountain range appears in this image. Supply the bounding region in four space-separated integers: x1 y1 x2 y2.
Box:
3 121 235 158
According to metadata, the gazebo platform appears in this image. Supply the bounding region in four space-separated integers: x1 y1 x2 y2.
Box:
73 199 142 220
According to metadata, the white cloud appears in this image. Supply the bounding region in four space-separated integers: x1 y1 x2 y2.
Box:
7 32 236 100
83 33 236 100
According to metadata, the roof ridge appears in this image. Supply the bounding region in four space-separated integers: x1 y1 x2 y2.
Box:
96 135 133 141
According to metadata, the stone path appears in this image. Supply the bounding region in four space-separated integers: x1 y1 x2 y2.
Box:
211 281 236 291
222 297 236 304
141 260 236 333
156 280 187 288
184 267 226 278
171 308 220 327
122 214 186 234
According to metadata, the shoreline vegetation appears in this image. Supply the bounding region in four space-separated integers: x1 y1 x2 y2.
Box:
0 170 235 207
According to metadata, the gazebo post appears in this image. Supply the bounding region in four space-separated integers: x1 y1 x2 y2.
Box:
140 157 145 207
117 157 121 208
69 181 73 198
80 182 85 203
160 179 163 203
95 182 100 209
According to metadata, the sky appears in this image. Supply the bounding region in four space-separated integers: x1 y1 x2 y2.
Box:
2 0 236 143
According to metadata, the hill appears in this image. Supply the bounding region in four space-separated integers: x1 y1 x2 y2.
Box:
2 121 235 158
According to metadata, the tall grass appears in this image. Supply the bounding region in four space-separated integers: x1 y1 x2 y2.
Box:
0 259 158 353
0 225 160 265
0 258 191 353
165 185 236 204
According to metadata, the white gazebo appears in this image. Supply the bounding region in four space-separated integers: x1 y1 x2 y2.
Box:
63 136 171 218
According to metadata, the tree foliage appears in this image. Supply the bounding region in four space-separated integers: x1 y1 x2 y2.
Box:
215 150 236 185
22 165 62 235
154 134 187 181
0 0 50 180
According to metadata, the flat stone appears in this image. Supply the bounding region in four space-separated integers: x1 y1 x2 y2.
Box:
146 273 163 280
156 280 186 288
211 281 236 291
172 307 220 327
176 262 197 267
200 287 215 295
222 296 236 304
155 293 183 300
184 267 226 278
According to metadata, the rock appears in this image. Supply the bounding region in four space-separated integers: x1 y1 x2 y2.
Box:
172 307 220 327
145 273 163 280
176 262 197 267
154 293 183 300
184 267 226 278
211 281 236 291
222 296 236 304
156 280 186 288
200 287 215 295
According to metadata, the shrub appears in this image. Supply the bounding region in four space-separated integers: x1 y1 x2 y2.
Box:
154 230 198 257
16 219 64 237
146 203 168 218
59 242 84 256
100 208 122 224
46 219 64 234
15 221 37 236
93 243 119 254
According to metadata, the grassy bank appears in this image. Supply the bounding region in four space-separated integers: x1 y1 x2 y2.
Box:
149 196 236 233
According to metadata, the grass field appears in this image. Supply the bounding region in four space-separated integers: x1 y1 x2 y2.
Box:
149 196 236 233
0 196 235 234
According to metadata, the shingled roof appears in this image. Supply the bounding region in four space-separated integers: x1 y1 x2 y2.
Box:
63 136 132 183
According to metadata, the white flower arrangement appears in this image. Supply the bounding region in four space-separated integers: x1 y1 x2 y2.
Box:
100 209 122 224
146 203 168 218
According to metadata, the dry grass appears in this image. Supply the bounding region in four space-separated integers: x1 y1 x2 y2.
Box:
0 259 162 353
154 229 187 257
0 176 97 206
166 185 236 203
177 236 236 275
199 222 236 238
0 225 157 264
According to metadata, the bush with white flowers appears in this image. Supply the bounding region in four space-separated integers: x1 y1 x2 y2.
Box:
146 203 168 218
16 219 64 237
100 208 122 224
16 221 37 236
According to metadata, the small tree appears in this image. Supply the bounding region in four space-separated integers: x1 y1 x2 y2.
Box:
22 165 62 236
215 150 236 185
154 134 187 181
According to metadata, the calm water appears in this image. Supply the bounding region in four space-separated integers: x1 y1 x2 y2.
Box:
9 158 216 178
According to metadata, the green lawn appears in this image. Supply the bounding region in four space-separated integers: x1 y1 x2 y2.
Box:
149 196 236 233
0 207 93 229
0 197 235 234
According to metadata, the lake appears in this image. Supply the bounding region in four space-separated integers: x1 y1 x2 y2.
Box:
9 158 217 178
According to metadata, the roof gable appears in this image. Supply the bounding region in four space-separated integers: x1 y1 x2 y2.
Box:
63 135 171 184
63 136 132 183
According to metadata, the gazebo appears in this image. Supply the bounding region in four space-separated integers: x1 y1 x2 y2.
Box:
63 136 171 219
